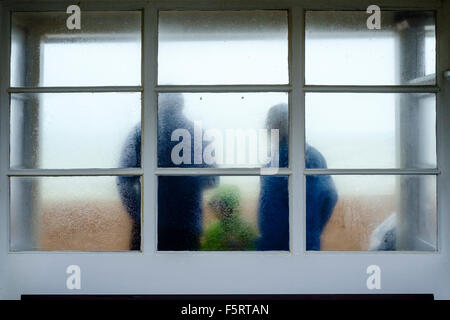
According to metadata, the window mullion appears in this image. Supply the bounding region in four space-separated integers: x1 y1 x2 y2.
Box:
303 85 439 93
155 168 292 176
155 85 292 93
0 4 11 298
290 6 305 255
436 2 450 255
142 5 159 254
304 169 441 175
8 86 143 93
7 168 144 176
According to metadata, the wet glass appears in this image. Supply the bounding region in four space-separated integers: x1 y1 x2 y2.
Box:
10 93 141 169
157 92 289 168
307 175 436 251
11 11 141 87
305 11 436 85
158 10 288 85
10 176 141 251
305 93 436 169
157 176 289 251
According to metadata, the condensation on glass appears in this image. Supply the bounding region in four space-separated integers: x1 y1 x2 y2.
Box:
157 176 289 251
158 10 289 85
308 175 437 251
10 93 141 169
11 11 141 87
306 93 436 169
10 176 140 251
305 11 436 85
158 93 289 168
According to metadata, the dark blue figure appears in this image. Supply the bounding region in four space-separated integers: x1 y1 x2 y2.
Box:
117 126 141 250
305 146 338 250
258 104 290 251
257 103 338 251
117 93 216 250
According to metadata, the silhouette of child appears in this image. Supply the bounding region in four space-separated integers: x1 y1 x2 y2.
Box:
201 185 257 251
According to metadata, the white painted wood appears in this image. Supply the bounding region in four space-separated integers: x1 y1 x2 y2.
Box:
290 7 305 254
7 169 143 176
304 169 441 175
142 5 159 254
8 86 143 93
0 1 9 301
304 85 439 93
156 85 292 93
434 0 450 299
155 168 292 176
1 0 449 301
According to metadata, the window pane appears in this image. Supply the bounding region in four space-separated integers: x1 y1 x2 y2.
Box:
158 10 288 85
306 93 436 169
158 93 288 168
10 176 140 251
305 11 436 85
158 176 289 251
10 93 141 169
307 175 437 251
11 11 141 86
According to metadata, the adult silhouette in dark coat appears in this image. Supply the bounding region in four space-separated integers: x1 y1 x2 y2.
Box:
117 126 141 250
305 146 338 250
117 93 216 250
257 103 338 251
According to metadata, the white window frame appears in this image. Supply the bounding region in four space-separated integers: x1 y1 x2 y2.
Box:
0 0 449 300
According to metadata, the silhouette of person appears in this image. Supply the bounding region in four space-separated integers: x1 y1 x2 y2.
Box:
257 103 338 251
305 146 338 250
117 93 216 250
117 127 141 250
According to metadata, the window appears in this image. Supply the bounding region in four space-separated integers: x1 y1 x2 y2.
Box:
304 11 437 251
1 0 449 300
156 11 289 251
9 11 142 251
4 8 441 252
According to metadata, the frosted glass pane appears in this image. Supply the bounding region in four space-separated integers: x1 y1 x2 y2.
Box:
10 176 140 251
158 11 288 85
157 176 289 251
10 93 141 169
11 11 141 86
157 93 288 168
305 11 436 85
308 175 437 251
305 93 436 169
